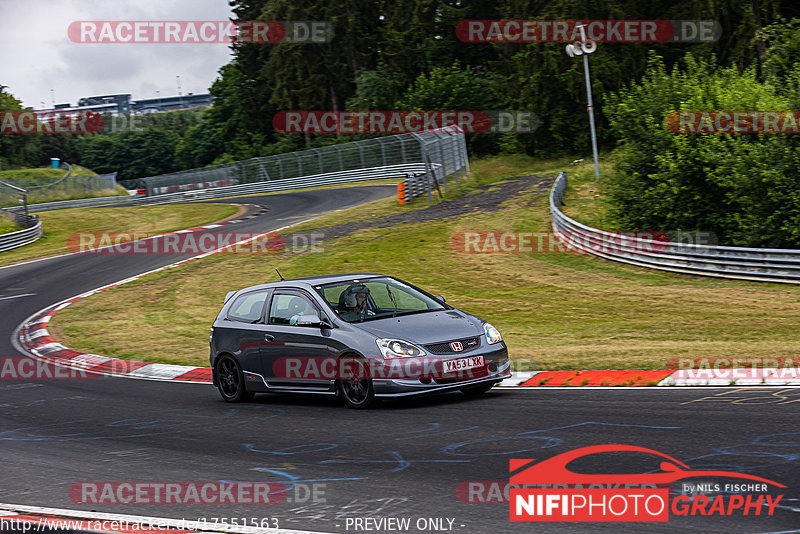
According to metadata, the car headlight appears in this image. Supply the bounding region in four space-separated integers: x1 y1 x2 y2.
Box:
376 338 426 359
484 322 503 344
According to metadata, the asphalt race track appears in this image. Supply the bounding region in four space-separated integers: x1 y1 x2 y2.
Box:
1 185 799 533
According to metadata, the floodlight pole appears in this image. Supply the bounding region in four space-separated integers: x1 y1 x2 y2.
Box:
568 24 600 181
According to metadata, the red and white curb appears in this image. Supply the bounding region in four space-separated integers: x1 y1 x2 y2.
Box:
161 204 269 234
11 204 800 387
0 503 326 533
13 217 321 384
508 368 800 386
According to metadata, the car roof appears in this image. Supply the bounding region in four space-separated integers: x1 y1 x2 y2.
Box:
236 273 388 293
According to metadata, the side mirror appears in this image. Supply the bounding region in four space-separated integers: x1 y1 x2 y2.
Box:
296 314 332 328
435 296 446 303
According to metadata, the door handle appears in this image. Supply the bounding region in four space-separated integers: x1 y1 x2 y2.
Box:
264 334 275 342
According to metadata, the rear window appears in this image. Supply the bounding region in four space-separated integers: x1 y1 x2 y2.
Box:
227 290 269 322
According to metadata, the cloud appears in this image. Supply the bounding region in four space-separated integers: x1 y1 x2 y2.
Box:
0 0 234 107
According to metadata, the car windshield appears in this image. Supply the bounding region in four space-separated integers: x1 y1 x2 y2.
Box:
314 277 446 323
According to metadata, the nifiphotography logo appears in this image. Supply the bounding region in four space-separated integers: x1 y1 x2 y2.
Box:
509 444 785 522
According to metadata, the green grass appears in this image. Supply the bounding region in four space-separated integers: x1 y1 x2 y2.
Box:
558 156 620 230
0 203 240 267
51 154 800 370
0 167 65 181
0 165 129 207
0 215 20 235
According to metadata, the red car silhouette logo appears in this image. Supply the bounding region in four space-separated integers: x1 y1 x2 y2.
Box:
510 444 786 487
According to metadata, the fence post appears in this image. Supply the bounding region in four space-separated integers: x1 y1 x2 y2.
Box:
437 134 448 195
315 148 323 174
378 138 387 167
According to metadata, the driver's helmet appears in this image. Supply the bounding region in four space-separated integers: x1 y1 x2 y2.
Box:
342 284 370 308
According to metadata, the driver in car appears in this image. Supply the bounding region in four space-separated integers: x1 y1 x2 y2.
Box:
338 284 375 321
288 299 312 325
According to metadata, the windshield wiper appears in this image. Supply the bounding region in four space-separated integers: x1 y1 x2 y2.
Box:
386 284 398 318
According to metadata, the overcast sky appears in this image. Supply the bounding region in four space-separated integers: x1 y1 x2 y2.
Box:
0 0 236 108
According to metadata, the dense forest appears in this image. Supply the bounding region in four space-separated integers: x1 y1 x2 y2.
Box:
4 0 800 245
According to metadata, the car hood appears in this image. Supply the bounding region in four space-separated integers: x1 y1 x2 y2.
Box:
351 310 483 344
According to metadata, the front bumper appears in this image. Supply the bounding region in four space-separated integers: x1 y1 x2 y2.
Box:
372 345 510 397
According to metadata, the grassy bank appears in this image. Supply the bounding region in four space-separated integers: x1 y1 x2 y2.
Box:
0 215 19 235
0 166 129 207
51 154 800 370
0 203 240 267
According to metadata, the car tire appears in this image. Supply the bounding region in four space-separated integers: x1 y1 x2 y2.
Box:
215 354 254 403
460 383 494 397
337 356 376 409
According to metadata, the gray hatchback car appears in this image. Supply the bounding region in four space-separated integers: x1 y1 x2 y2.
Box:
210 273 510 408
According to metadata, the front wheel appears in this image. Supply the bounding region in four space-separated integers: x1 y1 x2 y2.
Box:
215 354 254 402
460 382 495 397
337 356 376 409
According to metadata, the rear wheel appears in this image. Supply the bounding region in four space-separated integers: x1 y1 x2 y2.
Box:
337 356 376 409
460 382 494 397
215 354 254 402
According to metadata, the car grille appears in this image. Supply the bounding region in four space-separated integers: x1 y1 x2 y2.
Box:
424 336 481 354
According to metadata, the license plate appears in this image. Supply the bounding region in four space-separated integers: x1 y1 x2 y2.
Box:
444 355 485 373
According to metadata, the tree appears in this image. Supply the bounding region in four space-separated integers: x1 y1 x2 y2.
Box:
398 62 502 154
0 85 42 167
605 53 800 247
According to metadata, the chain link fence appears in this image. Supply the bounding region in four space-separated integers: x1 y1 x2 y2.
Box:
139 127 468 197
0 163 118 208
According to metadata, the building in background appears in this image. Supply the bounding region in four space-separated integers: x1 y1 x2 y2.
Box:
31 92 213 116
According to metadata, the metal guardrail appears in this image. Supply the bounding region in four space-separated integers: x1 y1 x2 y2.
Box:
12 128 467 212
551 172 800 284
3 163 433 214
0 217 42 253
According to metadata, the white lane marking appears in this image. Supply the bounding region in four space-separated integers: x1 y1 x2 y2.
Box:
0 502 330 533
0 293 36 301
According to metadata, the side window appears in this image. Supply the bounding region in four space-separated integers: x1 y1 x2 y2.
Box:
269 292 319 325
321 285 347 307
227 290 269 322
